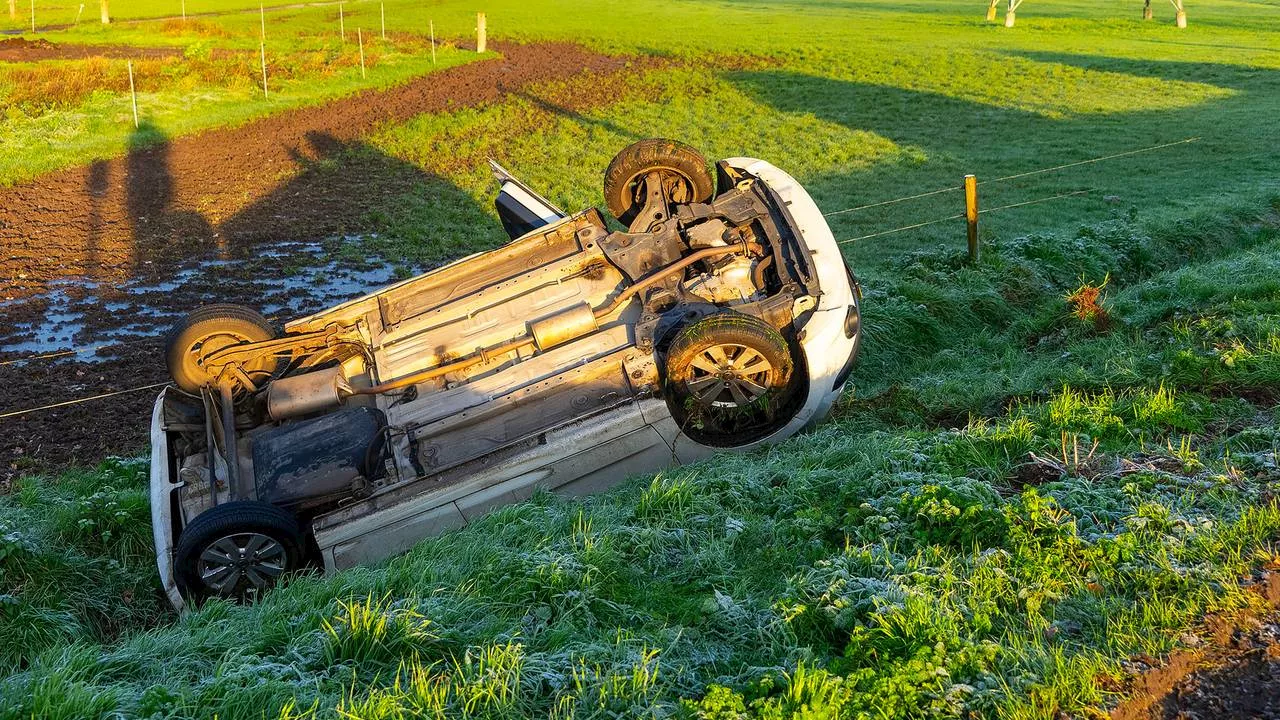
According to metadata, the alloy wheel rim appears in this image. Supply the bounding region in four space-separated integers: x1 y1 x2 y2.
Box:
197 532 286 595
686 343 774 408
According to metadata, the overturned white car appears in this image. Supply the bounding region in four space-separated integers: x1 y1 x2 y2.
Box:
149 139 862 609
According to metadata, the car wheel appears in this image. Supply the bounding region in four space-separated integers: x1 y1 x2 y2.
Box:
174 501 305 604
603 138 714 227
664 313 799 446
165 304 281 393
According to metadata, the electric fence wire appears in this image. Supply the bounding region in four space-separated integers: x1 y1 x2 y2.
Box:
837 188 1090 245
821 137 1200 218
0 382 170 420
0 139 1201 412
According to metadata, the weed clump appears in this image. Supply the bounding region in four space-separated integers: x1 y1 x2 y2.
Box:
321 593 438 665
1066 275 1111 330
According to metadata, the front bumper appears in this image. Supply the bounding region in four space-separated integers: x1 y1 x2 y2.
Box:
726 157 861 433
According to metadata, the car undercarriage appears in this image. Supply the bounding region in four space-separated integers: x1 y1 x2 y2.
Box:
149 139 861 608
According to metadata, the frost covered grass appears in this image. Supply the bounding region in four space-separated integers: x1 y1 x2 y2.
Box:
0 458 167 672
2 199 1279 718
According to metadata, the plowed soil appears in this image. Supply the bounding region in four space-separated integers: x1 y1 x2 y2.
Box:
0 41 624 298
0 37 181 62
0 40 639 485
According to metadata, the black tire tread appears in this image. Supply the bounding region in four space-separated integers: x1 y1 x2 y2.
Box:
663 312 800 447
603 138 714 224
174 500 304 601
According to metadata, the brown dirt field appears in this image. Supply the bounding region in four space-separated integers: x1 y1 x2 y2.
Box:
0 37 181 62
1111 571 1280 720
0 41 624 298
0 41 652 485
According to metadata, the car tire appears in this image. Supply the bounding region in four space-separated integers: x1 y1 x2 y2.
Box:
603 138 714 226
174 501 305 604
663 313 799 446
165 304 281 393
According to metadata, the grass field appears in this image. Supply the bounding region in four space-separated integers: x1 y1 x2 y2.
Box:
3 196 1279 720
4 0 1279 245
2 0 1280 717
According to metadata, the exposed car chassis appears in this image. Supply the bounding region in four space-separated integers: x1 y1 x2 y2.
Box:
150 140 861 610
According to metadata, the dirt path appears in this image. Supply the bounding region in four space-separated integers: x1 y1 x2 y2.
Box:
1111 571 1280 720
0 40 642 484
0 37 182 61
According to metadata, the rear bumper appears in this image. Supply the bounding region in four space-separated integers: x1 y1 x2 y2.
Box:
149 389 186 612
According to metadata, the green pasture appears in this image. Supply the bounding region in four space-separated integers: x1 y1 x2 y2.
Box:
2 1 1280 717
0 0 1276 253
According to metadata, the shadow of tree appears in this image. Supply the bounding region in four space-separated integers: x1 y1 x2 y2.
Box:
1003 50 1275 90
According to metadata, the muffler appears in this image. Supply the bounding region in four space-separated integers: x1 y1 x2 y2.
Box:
267 366 352 421
530 302 599 350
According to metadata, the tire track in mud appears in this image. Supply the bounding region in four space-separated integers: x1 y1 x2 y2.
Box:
0 41 646 484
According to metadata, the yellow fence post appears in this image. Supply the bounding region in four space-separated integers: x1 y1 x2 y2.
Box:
964 174 979 263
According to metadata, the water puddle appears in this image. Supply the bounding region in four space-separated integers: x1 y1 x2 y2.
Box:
0 236 413 363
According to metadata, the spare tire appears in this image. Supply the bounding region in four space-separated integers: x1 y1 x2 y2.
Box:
165 304 281 393
603 138 714 226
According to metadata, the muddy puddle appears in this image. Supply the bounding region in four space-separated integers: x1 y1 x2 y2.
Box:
0 236 413 364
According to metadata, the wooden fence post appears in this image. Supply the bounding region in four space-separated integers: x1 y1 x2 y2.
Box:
99 0 108 24
127 60 139 128
1004 0 1022 26
380 1 385 39
8 0 16 21
964 174 979 263
29 0 34 31
339 2 344 41
358 27 365 78
1170 0 1187 27
259 3 268 97
476 12 486 53
429 19 436 64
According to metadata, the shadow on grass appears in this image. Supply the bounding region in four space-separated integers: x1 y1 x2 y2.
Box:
105 121 506 280
722 56 1280 262
1004 50 1275 90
